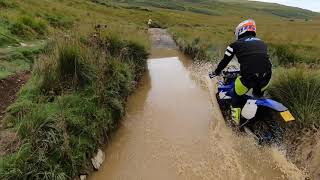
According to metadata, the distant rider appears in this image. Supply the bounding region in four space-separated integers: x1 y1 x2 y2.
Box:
209 19 272 125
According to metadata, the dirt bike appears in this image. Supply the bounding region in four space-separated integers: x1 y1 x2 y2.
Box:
211 69 295 144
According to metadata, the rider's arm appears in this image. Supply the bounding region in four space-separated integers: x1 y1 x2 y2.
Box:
214 44 236 74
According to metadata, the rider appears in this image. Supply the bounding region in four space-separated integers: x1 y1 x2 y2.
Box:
209 19 272 125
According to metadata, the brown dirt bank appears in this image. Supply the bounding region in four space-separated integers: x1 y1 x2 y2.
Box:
0 71 30 157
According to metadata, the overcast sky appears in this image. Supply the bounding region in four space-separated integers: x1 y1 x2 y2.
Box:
251 0 320 12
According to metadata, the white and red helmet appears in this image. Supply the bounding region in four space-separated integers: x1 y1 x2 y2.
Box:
235 19 257 40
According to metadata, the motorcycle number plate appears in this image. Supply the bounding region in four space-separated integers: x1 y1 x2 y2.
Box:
280 111 295 122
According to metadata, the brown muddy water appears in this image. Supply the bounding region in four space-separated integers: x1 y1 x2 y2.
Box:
90 29 304 180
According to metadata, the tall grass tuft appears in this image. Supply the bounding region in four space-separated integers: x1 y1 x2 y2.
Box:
268 68 320 128
56 41 95 89
33 39 96 93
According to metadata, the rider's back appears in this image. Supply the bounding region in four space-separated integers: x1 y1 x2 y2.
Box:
231 36 272 76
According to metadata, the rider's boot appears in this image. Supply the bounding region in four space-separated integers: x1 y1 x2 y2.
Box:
231 106 241 126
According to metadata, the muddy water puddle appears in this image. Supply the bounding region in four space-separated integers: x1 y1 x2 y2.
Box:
90 29 303 180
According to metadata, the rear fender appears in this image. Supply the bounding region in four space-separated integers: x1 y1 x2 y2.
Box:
255 99 288 112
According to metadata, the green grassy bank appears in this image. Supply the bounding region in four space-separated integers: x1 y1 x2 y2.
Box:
0 33 148 179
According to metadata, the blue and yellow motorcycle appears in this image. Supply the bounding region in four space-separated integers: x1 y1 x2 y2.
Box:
211 69 295 144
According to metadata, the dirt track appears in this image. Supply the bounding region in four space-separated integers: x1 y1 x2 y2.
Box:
0 71 30 156
89 29 305 180
0 71 30 121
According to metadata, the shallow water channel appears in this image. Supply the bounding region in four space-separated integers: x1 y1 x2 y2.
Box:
89 29 303 180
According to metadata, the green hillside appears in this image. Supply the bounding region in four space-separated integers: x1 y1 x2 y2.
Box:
107 0 318 18
94 0 320 63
